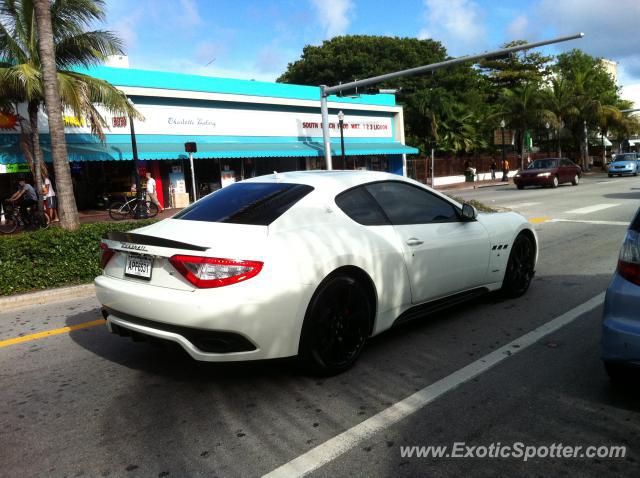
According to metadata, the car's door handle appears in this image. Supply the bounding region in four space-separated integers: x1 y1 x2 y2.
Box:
406 238 424 246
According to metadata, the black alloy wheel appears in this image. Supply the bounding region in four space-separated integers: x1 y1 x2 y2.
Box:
502 233 536 298
300 275 372 375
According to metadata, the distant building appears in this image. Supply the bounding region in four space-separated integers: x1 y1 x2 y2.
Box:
600 59 618 84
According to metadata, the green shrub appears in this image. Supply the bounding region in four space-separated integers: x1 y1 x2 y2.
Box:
0 220 157 296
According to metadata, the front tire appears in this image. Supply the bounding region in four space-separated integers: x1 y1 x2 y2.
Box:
551 175 559 188
517 184 524 190
0 217 17 234
501 233 536 298
299 275 372 375
108 202 129 220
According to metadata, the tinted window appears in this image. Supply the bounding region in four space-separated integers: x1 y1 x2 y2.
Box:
365 181 459 225
174 182 313 225
335 186 390 226
560 159 573 166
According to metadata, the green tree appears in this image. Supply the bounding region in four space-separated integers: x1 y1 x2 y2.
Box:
479 40 552 92
542 78 578 156
0 0 140 230
278 35 489 155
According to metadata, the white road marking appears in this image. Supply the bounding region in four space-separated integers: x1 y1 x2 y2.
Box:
550 219 629 226
564 204 620 215
502 202 541 209
263 293 606 478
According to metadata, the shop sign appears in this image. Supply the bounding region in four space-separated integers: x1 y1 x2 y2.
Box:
0 163 30 174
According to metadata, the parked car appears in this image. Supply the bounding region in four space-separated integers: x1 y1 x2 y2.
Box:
513 158 581 190
602 207 640 382
607 153 639 177
95 171 538 374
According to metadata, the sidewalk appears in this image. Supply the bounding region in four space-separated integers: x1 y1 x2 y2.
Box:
78 207 183 224
437 178 512 192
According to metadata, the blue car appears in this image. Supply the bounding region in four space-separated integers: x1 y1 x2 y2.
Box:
608 153 639 177
602 207 640 381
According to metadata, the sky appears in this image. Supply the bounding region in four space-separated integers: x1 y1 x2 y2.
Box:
103 0 640 106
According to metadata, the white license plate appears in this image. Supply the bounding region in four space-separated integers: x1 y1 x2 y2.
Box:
125 254 153 280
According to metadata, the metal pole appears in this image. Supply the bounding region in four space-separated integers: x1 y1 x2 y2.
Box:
319 33 583 168
339 118 346 169
583 120 589 171
501 126 506 175
430 147 435 188
320 86 333 170
129 114 144 218
189 151 197 203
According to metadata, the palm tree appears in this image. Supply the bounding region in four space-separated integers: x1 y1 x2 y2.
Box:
0 0 141 229
496 82 549 170
542 78 577 157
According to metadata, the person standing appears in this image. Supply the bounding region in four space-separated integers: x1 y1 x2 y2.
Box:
501 159 510 181
490 160 497 180
145 171 164 212
42 170 59 222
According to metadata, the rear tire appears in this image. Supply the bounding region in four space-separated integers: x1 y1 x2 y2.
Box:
0 217 17 234
517 185 524 190
501 233 536 298
108 202 128 220
33 211 50 229
571 174 580 186
299 275 372 375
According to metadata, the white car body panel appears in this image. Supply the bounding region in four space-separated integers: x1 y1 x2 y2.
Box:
95 170 537 362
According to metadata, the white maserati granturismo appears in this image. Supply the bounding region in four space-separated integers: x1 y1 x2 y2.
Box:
95 170 537 374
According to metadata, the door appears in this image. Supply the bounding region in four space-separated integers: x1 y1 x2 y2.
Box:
365 181 491 304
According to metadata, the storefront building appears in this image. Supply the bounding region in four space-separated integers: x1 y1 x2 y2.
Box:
0 65 418 209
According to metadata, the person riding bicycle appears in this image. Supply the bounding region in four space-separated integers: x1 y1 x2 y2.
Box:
9 176 38 227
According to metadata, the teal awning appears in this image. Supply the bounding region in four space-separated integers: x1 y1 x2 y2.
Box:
0 135 418 163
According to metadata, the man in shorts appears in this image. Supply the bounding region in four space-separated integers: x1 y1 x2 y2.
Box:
145 172 164 212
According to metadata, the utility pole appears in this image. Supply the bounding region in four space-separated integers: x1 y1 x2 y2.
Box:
319 33 584 171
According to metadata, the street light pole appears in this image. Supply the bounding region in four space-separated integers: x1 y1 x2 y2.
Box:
318 33 584 168
545 122 550 156
500 119 506 178
338 110 346 169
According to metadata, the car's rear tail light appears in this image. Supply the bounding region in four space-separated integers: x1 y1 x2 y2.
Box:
617 229 640 286
100 242 115 269
169 255 263 288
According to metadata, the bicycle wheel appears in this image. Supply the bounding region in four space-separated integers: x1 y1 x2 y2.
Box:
108 201 129 220
145 201 159 218
0 216 17 234
34 211 50 230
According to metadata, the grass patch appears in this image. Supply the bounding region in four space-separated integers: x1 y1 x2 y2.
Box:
0 220 157 296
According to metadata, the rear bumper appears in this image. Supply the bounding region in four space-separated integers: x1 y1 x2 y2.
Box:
601 272 640 366
95 274 315 361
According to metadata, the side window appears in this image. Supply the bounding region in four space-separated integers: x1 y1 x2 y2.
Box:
335 186 390 226
365 181 459 225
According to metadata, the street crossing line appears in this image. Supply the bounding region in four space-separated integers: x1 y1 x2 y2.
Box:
0 319 105 348
502 202 541 209
564 204 620 215
549 219 629 226
263 293 606 478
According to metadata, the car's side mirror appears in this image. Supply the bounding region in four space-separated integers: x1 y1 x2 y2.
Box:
461 203 478 221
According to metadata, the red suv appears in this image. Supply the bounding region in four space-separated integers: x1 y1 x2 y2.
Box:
513 158 582 190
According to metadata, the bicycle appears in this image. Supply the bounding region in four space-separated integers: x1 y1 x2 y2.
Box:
108 194 159 221
0 200 50 234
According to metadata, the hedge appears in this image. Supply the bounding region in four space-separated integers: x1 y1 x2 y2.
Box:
0 220 157 296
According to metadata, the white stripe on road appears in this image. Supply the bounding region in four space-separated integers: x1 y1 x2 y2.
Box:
263 293 606 478
550 219 629 226
564 204 620 215
502 202 541 209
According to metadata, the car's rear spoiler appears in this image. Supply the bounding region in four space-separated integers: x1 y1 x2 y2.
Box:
103 231 209 252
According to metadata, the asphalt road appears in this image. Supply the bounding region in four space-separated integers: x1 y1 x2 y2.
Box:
1 172 639 477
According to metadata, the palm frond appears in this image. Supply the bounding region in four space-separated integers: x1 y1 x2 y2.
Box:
54 30 123 68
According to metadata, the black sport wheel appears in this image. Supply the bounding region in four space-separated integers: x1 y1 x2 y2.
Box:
551 175 559 188
299 275 372 375
501 233 536 298
571 174 580 186
108 202 129 220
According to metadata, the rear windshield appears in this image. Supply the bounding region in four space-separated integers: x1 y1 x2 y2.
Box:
528 159 558 169
173 182 314 225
